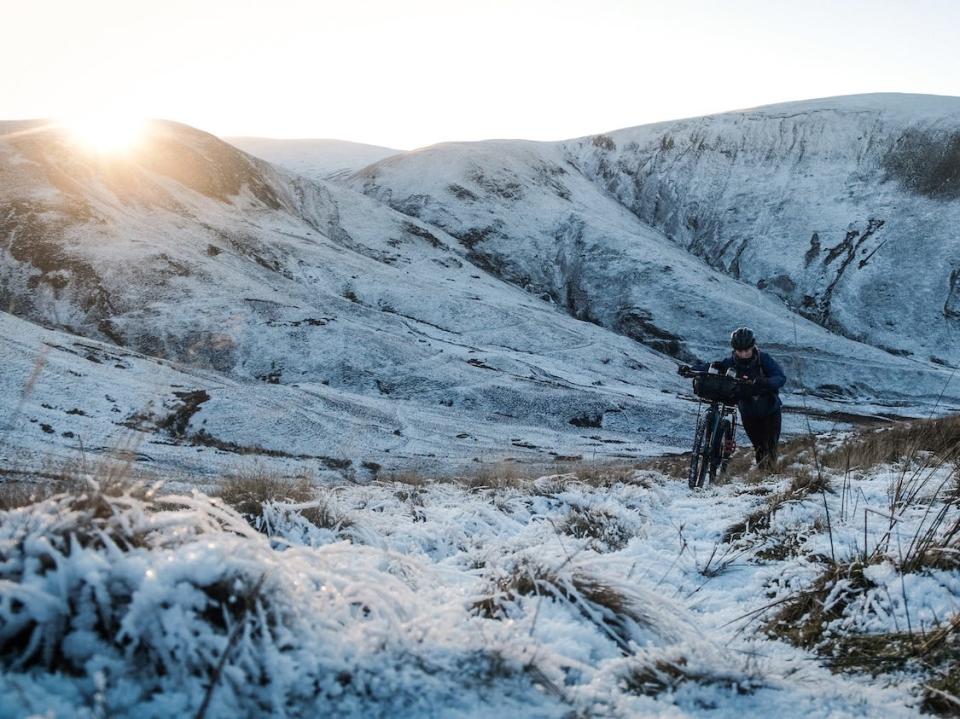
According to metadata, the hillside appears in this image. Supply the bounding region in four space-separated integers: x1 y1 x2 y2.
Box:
339 94 960 408
567 94 960 362
0 120 690 476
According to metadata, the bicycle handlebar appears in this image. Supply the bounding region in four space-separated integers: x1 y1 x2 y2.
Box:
678 368 755 384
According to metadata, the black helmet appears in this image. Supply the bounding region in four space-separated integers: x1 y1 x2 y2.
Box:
730 327 756 350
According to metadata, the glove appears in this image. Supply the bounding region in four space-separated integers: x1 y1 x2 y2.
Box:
677 365 692 377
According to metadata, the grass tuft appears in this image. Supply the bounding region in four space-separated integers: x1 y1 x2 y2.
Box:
215 470 313 515
561 506 634 551
621 655 764 698
723 469 832 542
473 560 649 655
765 560 877 650
213 469 355 534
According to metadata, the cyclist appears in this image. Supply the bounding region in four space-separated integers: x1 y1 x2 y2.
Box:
678 327 786 471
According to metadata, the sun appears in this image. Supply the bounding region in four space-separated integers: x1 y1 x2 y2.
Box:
59 113 148 154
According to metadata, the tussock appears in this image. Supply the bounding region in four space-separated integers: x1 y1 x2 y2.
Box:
0 478 559 715
761 431 960 715
473 560 652 656
621 654 764 698
213 470 357 540
754 529 808 561
765 560 878 650
0 480 57 511
214 469 317 515
767 560 960 714
561 505 635 551
723 468 832 542
0 480 258 677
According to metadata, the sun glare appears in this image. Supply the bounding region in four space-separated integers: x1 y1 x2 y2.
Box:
60 114 147 154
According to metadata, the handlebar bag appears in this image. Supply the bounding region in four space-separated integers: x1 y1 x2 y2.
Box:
692 374 738 403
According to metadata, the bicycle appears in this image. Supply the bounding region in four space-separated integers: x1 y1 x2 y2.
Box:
679 367 750 489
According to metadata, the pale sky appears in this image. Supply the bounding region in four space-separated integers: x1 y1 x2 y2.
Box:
4 0 959 149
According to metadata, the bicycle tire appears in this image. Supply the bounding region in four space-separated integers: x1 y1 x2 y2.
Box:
687 411 708 489
690 409 715 489
708 417 732 485
698 410 716 488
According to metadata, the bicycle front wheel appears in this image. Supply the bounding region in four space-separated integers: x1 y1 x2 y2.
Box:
688 410 709 489
689 409 714 489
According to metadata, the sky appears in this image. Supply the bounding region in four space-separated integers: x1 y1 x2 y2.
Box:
4 0 959 149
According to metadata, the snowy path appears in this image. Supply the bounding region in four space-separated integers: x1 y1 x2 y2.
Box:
290 468 933 717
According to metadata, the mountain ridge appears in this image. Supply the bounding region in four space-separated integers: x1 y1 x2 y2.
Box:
340 93 960 379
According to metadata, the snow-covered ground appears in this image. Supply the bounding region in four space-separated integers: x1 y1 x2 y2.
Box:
0 308 688 481
2 445 955 717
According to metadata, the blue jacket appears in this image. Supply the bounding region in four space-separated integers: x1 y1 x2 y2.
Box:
694 349 786 418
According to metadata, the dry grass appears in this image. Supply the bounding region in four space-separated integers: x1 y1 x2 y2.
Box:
897 502 960 574
0 480 58 511
640 431 819 484
765 560 877 649
382 458 644 491
214 468 359 534
821 415 960 472
766 559 960 715
723 468 832 542
0 473 278 690
621 655 764 698
214 469 317 518
473 560 649 656
561 506 634 551
460 461 544 490
754 529 809 562
0 454 163 512
557 461 641 487
381 461 538 490
1 473 164 567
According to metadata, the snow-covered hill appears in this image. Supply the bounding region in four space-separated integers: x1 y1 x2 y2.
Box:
566 94 960 363
225 136 400 181
341 95 960 408
0 121 693 476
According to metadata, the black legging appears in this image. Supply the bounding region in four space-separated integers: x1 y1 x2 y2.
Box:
740 409 782 469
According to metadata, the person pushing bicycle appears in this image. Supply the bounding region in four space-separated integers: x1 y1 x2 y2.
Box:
678 327 786 471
